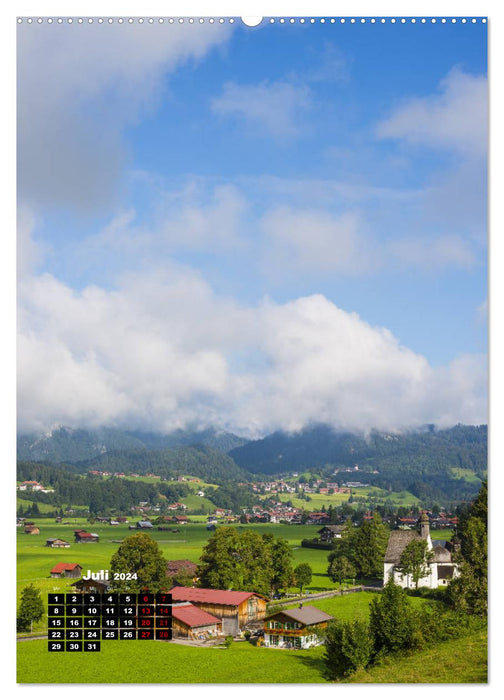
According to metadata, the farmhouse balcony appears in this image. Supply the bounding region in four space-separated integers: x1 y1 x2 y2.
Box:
264 628 303 635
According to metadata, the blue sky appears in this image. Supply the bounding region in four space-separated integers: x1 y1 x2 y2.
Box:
17 16 488 436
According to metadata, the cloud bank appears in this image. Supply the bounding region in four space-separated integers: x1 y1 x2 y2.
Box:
17 20 232 213
18 265 487 437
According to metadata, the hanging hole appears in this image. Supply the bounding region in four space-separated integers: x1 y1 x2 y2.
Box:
241 17 263 27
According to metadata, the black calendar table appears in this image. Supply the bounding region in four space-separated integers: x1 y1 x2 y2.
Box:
47 592 172 651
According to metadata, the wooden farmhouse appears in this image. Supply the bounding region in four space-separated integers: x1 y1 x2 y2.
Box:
24 525 40 535
74 530 99 543
166 560 198 583
317 525 344 542
46 538 71 548
171 603 222 639
50 563 83 579
169 586 268 635
263 605 333 649
73 577 110 594
136 521 153 529
384 511 459 589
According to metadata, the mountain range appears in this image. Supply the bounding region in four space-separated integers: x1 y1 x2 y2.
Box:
17 423 487 502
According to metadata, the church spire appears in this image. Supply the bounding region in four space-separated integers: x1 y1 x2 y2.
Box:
420 511 430 539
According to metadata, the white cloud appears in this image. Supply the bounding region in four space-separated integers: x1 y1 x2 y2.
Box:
260 205 375 276
153 182 248 251
211 80 311 136
17 270 487 436
390 234 476 270
17 205 45 279
17 21 232 213
376 69 487 158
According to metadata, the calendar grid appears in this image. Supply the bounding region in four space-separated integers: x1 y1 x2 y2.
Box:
47 592 172 651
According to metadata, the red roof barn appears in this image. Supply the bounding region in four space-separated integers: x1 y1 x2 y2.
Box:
50 563 83 579
171 603 222 639
169 586 268 635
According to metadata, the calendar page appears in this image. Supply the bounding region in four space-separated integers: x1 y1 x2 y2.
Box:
16 10 488 686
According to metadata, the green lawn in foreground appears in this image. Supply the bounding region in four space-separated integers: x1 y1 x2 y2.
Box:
349 629 487 683
17 639 327 683
17 627 487 684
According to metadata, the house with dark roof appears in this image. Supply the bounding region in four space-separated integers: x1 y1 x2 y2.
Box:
384 512 459 589
166 560 198 582
317 525 344 542
169 586 268 635
50 563 82 578
172 603 222 639
74 530 99 543
73 577 110 594
263 605 333 649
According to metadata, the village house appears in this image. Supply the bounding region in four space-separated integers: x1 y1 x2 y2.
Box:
46 537 70 548
136 521 153 529
307 512 330 525
317 524 345 542
17 480 43 491
50 563 83 579
384 511 459 589
172 603 222 639
74 530 99 543
172 515 188 525
167 502 187 511
24 525 40 535
166 560 198 583
263 605 333 649
169 586 268 635
73 577 110 594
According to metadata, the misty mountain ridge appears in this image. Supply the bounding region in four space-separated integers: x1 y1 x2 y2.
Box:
229 423 487 476
17 425 248 464
17 423 487 501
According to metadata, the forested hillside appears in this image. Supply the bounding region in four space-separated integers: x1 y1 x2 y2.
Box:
230 424 487 500
17 426 247 463
17 423 487 504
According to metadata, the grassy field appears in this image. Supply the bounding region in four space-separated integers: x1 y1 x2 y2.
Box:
277 486 421 511
449 467 484 484
17 498 57 514
16 624 487 684
17 638 328 683
17 520 340 630
349 629 487 683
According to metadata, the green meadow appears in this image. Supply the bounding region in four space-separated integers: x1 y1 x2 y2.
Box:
349 629 487 683
16 620 486 684
17 638 328 683
277 486 421 511
17 520 342 629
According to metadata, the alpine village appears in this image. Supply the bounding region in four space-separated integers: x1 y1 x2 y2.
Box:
16 424 487 683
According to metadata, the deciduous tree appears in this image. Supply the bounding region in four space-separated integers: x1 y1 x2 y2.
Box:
17 584 44 633
327 554 356 588
110 532 168 592
293 563 312 593
395 539 433 588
